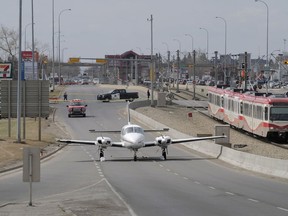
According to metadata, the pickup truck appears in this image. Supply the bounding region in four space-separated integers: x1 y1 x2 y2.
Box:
97 89 139 102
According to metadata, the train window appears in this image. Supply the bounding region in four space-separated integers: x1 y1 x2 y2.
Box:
234 101 238 113
253 105 263 119
270 107 288 121
240 102 243 114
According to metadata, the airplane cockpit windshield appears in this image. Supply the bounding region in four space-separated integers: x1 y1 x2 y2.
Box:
122 126 144 135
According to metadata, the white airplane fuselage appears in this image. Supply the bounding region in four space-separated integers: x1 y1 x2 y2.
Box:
121 131 145 150
120 124 145 150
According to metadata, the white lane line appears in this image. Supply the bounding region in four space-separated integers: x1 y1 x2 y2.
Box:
277 207 288 212
159 164 164 168
208 186 216 190
166 169 171 172
194 181 200 184
248 198 259 203
174 173 179 176
183 177 189 180
225 192 235 196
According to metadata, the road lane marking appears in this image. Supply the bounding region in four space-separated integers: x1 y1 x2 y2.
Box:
248 198 259 203
277 207 288 212
225 192 234 195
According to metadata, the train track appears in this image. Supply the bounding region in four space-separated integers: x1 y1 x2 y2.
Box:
169 89 208 101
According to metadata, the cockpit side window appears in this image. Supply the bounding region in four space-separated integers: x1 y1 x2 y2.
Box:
134 127 144 134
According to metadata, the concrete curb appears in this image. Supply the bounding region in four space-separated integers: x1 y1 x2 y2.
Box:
130 105 288 180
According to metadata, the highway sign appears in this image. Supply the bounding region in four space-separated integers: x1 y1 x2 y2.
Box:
69 57 80 63
96 59 107 64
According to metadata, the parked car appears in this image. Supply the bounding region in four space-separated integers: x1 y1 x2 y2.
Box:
198 80 206 86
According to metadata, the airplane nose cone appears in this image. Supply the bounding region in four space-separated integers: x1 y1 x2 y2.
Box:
126 134 144 147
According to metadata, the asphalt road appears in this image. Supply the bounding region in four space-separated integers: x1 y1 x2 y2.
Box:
0 85 288 216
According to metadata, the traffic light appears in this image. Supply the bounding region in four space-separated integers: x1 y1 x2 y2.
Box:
284 60 288 64
241 63 245 69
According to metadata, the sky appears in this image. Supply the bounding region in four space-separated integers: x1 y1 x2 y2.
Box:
2 0 288 62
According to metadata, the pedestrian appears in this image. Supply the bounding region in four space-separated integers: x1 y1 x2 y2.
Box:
147 89 150 99
64 92 68 101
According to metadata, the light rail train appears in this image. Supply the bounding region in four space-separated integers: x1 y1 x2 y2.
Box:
208 86 288 142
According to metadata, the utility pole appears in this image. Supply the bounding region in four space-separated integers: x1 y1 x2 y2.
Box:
176 50 180 93
193 50 196 99
214 51 218 85
147 14 154 106
244 52 248 90
167 50 170 80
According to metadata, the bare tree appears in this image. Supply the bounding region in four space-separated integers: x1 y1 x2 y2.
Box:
0 25 18 61
0 25 19 78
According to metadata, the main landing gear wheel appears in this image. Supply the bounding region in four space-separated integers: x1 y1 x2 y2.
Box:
162 149 167 160
100 150 104 158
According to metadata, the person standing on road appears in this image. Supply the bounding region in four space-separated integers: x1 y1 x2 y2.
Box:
64 92 68 101
147 89 150 99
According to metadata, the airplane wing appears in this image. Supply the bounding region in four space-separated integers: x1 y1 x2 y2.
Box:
143 135 226 147
56 138 125 148
56 138 96 145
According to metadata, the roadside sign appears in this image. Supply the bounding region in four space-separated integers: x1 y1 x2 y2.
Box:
0 63 12 79
69 57 80 63
22 51 39 62
96 59 107 64
23 147 40 182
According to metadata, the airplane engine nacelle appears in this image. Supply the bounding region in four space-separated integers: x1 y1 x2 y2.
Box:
156 136 171 147
96 137 112 147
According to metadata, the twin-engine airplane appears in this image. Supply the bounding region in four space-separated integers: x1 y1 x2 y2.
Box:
57 104 226 161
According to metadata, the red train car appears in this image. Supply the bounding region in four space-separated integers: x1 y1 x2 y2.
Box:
208 86 288 142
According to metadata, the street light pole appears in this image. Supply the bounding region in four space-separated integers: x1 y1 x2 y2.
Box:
184 34 194 53
147 14 154 106
31 0 36 80
255 0 269 66
58 8 71 85
199 27 209 59
17 0 23 143
52 0 55 91
173 39 181 93
162 42 170 81
216 16 227 83
24 23 33 50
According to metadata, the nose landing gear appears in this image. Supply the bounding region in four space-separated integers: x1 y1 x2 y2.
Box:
133 150 138 161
